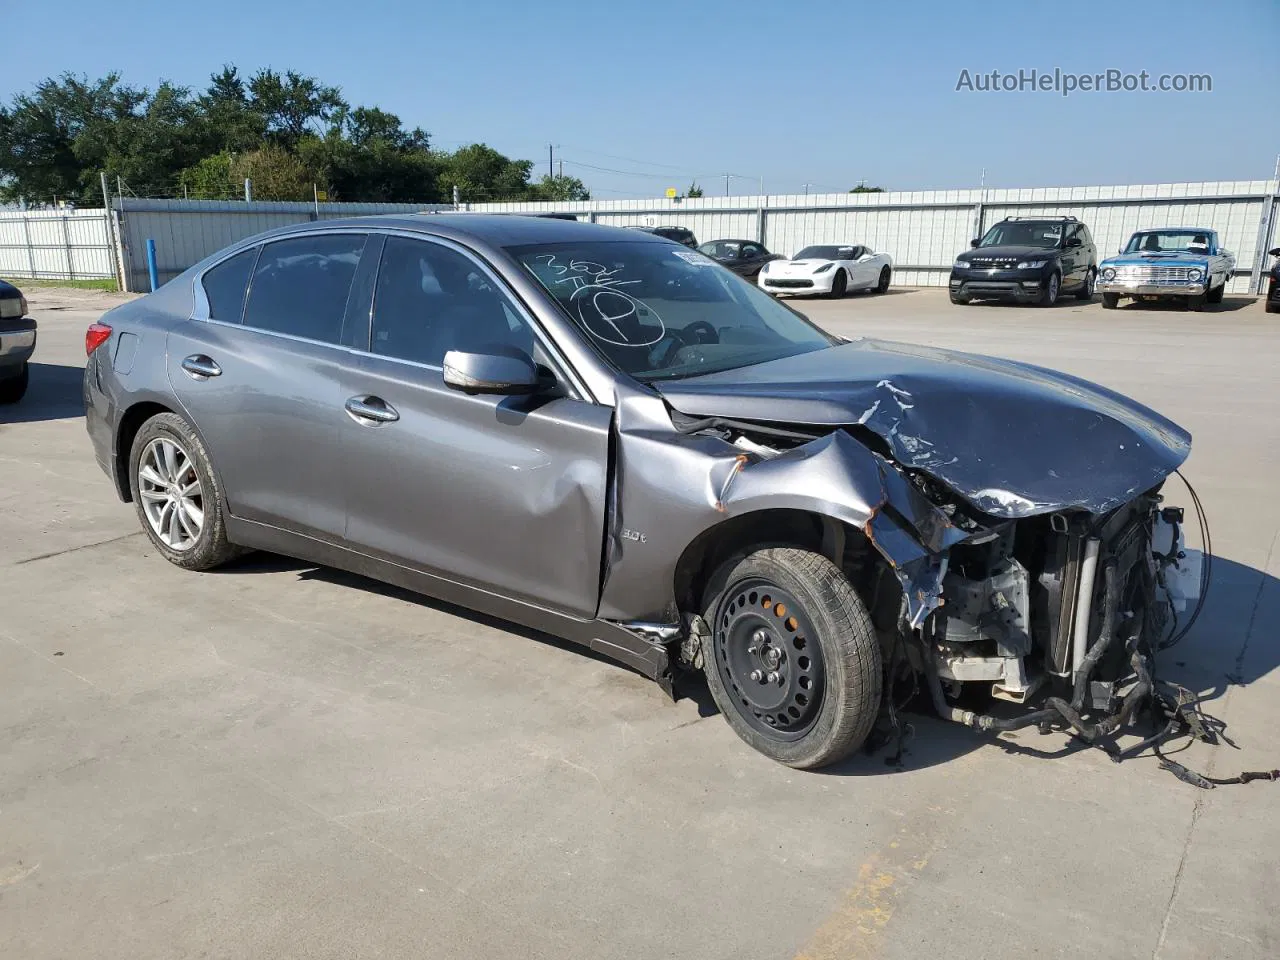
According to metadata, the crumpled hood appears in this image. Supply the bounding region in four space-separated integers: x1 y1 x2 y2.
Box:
654 339 1191 519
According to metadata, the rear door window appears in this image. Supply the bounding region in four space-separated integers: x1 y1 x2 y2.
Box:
243 234 368 344
201 247 258 322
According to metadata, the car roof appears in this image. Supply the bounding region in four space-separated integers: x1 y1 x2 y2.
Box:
1132 226 1215 233
249 213 670 248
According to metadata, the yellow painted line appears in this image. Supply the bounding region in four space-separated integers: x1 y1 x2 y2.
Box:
793 821 938 960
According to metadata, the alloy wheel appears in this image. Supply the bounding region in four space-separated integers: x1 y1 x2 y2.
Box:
138 437 205 551
714 578 826 740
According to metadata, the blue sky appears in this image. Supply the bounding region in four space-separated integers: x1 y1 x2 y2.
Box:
4 0 1277 198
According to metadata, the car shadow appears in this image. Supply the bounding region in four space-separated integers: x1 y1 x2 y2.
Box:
213 551 631 673
213 549 1277 777
2 362 85 424
1107 296 1256 313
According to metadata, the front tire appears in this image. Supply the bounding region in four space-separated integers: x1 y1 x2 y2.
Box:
1101 293 1121 309
1039 271 1061 306
0 361 29 404
828 270 847 298
876 266 891 294
129 412 241 571
1205 282 1225 304
701 547 882 769
1075 268 1096 301
949 289 971 305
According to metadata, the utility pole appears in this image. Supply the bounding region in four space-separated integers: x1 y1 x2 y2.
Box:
558 158 563 179
548 144 554 180
724 173 730 196
802 183 812 196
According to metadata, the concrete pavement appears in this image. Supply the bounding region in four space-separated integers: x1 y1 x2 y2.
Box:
1 285 1276 959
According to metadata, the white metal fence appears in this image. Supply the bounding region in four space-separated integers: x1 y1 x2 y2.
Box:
0 208 115 281
1 180 1276 296
473 180 1280 295
113 198 452 291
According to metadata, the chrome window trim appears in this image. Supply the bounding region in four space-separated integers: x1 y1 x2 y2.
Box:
191 226 595 404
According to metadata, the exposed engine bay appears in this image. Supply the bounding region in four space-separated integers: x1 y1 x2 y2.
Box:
675 415 1252 780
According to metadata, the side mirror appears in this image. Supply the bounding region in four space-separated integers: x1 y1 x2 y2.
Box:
970 238 981 248
1269 247 1280 257
1066 236 1082 248
443 348 540 396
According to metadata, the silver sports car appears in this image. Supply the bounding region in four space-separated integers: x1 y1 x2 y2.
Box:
85 215 1197 769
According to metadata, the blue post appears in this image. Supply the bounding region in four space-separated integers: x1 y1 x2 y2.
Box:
145 238 159 292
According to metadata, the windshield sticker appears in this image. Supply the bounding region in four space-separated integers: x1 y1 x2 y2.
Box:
673 250 716 266
534 254 666 347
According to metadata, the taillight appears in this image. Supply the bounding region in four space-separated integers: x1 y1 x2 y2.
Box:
86 323 113 356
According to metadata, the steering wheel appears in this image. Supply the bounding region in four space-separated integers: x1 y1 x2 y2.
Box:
678 320 720 345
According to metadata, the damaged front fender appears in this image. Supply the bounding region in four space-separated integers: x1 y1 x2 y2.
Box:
598 388 968 628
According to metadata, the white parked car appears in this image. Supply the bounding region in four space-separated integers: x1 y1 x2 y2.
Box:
758 244 893 297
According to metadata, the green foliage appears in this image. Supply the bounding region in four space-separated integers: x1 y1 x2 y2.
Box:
850 184 885 193
529 174 591 201
0 66 565 205
686 182 704 198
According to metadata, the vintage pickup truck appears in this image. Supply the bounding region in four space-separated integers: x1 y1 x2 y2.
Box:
1097 227 1235 310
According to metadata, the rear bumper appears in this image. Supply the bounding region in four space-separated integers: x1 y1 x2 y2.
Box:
0 317 37 372
83 353 123 497
1097 279 1206 297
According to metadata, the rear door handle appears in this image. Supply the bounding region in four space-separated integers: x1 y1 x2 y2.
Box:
345 395 400 425
181 354 221 380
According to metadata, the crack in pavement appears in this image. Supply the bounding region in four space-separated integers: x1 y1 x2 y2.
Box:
14 530 141 565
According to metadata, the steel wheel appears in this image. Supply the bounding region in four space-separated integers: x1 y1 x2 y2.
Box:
713 577 825 740
138 437 205 552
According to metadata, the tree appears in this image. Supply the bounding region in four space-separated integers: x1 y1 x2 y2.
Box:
231 145 316 201
200 65 266 154
177 153 236 199
437 143 536 202
686 182 703 198
530 174 590 201
850 184 885 193
0 72 145 202
246 69 345 151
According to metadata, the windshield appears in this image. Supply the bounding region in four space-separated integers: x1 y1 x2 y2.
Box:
1123 230 1213 254
979 222 1064 248
698 240 742 258
794 245 855 261
510 240 836 382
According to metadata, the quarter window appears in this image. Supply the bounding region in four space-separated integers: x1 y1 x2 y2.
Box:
371 236 534 367
201 248 257 322
242 234 368 344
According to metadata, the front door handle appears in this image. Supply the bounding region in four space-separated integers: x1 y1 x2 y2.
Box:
181 354 221 380
345 395 400 425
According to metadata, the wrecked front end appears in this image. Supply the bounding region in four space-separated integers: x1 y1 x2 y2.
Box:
606 340 1204 760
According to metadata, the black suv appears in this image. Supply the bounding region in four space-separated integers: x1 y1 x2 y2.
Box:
629 225 698 248
950 216 1097 306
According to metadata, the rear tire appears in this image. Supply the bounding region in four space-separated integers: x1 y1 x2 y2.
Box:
1101 293 1120 309
876 266 891 294
829 270 847 298
700 547 882 769
129 412 242 571
0 361 29 404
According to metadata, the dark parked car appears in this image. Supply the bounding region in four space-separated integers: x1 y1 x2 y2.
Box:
0 279 35 403
951 216 1097 306
85 215 1195 769
697 239 781 278
629 225 698 247
1266 246 1280 314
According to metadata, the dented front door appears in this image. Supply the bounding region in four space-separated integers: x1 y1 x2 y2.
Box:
342 353 613 619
